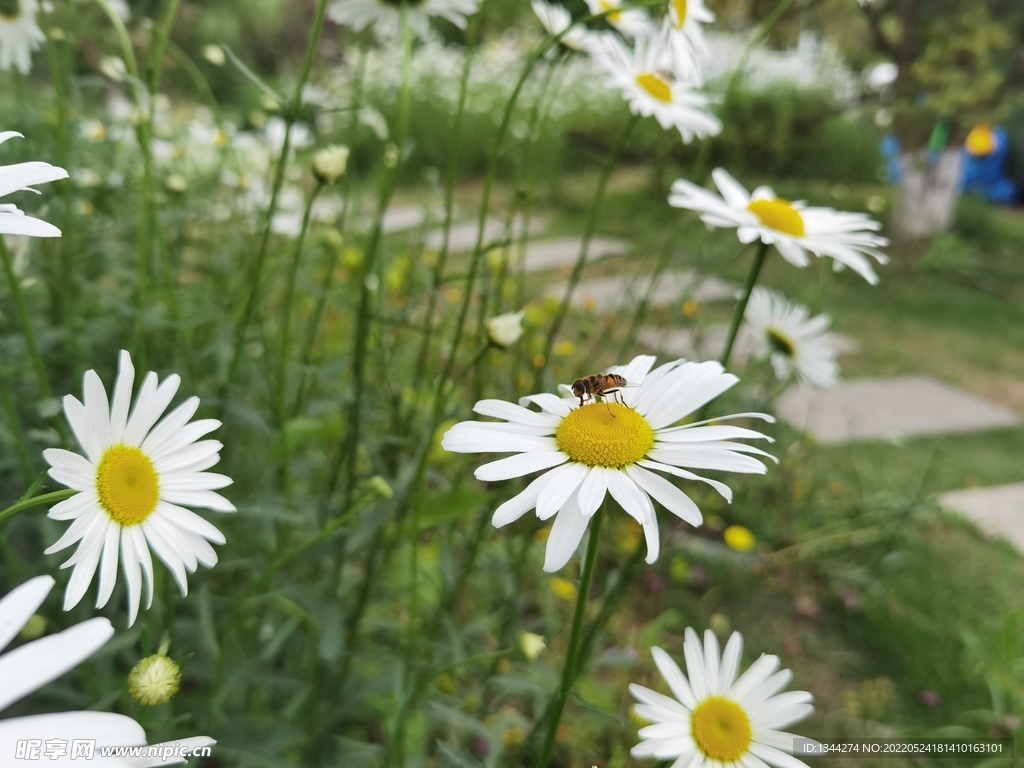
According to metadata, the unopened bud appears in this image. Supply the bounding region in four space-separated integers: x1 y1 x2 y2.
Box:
312 145 350 184
485 310 526 349
203 44 226 66
518 631 546 660
128 652 181 706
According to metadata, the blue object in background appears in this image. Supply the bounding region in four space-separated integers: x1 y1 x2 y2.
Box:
881 135 902 184
961 127 1019 204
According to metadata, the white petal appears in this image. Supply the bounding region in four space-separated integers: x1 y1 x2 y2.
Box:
473 399 562 427
0 617 113 711
443 425 558 454
536 462 588 520
749 743 812 768
108 350 136 445
124 373 180 446
129 525 155 610
729 654 780 700
475 451 568 482
63 395 102 463
82 369 112 450
518 392 573 417
48 490 100 521
142 521 190 596
44 448 97 491
491 472 556 527
683 627 708 700
44 504 102 555
630 683 693 719
0 576 55 652
651 646 697 709
542 491 590 572
720 632 743 692
61 518 107 611
703 629 721 695
121 527 142 626
147 419 221 462
159 470 233 492
0 711 144 762
626 465 703 526
140 396 200 455
95 522 122 609
638 459 734 502
153 440 223 474
156 502 226 544
160 489 236 512
125 736 217 767
577 466 610 518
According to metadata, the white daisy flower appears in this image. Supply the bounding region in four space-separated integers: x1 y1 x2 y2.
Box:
664 0 715 85
584 0 653 39
0 576 215 765
745 287 838 388
327 0 480 40
0 0 44 74
43 350 235 627
442 355 776 572
532 0 591 52
592 32 722 143
670 168 890 285
631 630 815 768
0 131 69 238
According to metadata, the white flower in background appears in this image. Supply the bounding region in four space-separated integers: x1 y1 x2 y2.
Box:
264 116 313 153
0 576 215 765
631 630 815 768
485 310 526 349
664 0 714 85
670 168 890 284
745 287 838 388
327 0 481 40
584 0 653 39
532 0 591 51
79 120 108 142
0 0 44 74
0 132 69 238
593 32 722 143
43 351 235 626
443 355 775 572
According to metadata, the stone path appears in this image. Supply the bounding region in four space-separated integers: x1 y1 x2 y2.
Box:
775 375 1021 445
520 236 630 273
544 269 737 310
638 324 857 365
424 215 546 253
940 483 1024 554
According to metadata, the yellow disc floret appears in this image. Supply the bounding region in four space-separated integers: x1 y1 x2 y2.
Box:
748 199 806 238
0 0 22 21
599 0 622 23
556 402 653 468
766 328 796 358
636 73 673 103
692 697 753 762
96 445 160 526
128 654 181 706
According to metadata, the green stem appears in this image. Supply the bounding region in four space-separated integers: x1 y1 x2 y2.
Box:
410 17 478 394
535 505 606 768
276 183 323 498
334 12 414 508
0 489 76 527
0 371 32 483
719 241 770 370
535 114 638 387
292 45 368 419
221 0 329 408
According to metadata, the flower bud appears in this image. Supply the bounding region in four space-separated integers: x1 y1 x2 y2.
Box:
313 145 350 184
485 310 526 349
128 653 181 707
517 632 546 660
203 44 226 66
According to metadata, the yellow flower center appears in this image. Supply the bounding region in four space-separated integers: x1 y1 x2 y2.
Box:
672 0 688 27
692 697 753 762
599 0 622 24
748 199 806 238
0 0 21 21
636 73 673 103
96 445 160 526
766 328 796 358
556 402 653 468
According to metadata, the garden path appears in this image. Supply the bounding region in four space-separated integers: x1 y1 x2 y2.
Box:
940 483 1024 555
544 270 737 310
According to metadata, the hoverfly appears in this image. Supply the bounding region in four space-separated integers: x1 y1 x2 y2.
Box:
570 372 638 407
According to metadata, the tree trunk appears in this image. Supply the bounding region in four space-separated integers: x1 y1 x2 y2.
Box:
893 149 964 238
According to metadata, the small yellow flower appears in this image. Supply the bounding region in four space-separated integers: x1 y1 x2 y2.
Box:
553 340 576 357
682 299 701 317
502 727 526 748
723 525 756 552
535 525 551 542
532 353 546 370
550 576 578 601
709 613 731 636
128 652 181 707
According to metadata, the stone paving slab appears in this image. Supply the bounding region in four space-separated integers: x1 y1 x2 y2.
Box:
940 483 1024 554
424 215 545 253
638 325 858 364
545 269 737 310
776 376 1021 445
521 236 630 274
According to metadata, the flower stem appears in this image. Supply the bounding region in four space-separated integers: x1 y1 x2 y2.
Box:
719 240 770 370
0 489 75 528
0 370 32 483
535 505 606 768
276 183 323 498
221 0 329 409
535 114 639 388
